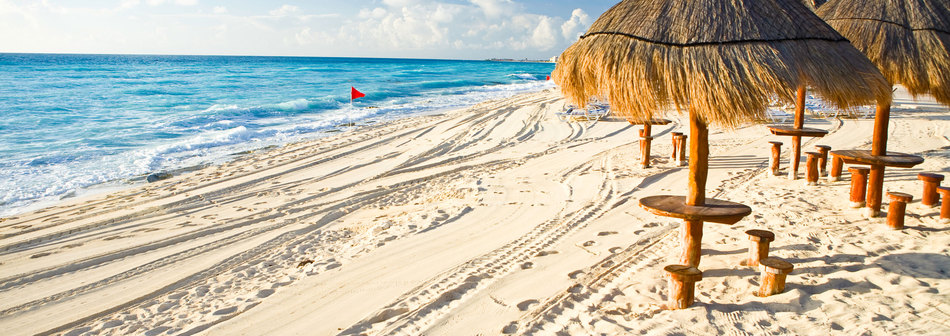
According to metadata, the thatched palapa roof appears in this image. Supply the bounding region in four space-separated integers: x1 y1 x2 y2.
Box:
553 0 891 129
818 0 950 105
801 0 828 11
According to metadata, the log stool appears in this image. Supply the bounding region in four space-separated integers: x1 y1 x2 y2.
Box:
745 229 775 267
756 257 793 297
830 155 844 182
805 152 820 186
671 132 683 160
886 192 913 230
849 167 870 208
938 186 950 224
768 141 782 176
664 265 702 309
677 134 688 166
815 145 831 176
918 173 944 207
639 135 654 169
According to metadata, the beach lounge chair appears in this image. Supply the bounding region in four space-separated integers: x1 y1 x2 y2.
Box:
556 105 588 121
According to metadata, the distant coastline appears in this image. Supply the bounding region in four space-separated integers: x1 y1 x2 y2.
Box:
486 58 555 63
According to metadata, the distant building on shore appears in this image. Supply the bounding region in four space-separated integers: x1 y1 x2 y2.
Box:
549 56 559 63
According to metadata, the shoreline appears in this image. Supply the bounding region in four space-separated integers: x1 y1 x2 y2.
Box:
0 88 947 335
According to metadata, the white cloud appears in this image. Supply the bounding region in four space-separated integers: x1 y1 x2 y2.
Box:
146 0 198 6
469 0 516 18
561 8 590 41
212 6 227 14
269 5 299 17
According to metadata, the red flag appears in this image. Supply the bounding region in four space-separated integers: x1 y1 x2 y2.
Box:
546 75 551 81
351 87 366 100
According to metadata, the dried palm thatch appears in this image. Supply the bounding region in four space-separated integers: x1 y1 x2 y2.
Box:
818 0 950 105
553 0 891 129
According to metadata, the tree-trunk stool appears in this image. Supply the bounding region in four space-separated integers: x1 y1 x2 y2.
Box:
938 186 950 224
886 192 913 230
671 132 683 160
849 167 870 208
805 152 820 186
769 141 782 176
815 145 831 176
918 173 944 207
640 135 654 168
664 265 702 309
677 134 688 166
756 257 794 297
830 155 844 182
745 229 775 267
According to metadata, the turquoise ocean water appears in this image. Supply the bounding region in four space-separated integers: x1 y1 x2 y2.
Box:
0 54 556 216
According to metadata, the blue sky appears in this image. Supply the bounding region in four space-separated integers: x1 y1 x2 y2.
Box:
0 0 618 59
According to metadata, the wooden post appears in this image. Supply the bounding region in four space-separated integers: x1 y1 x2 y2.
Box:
849 167 870 208
788 86 806 181
886 192 912 230
866 102 891 218
938 186 950 224
640 136 653 168
678 134 689 167
745 230 775 267
815 145 831 176
805 152 820 186
665 265 702 310
681 112 707 268
867 165 885 217
830 155 844 182
671 132 683 160
769 141 782 176
918 173 944 207
757 257 794 297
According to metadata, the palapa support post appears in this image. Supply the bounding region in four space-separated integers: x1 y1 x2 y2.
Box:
756 257 794 297
640 136 653 169
866 102 891 218
745 230 775 267
664 265 702 310
886 192 913 230
769 141 782 176
678 134 689 167
918 173 944 207
849 167 870 208
938 187 950 224
639 124 654 169
805 152 820 186
830 155 844 182
788 86 806 181
671 132 683 160
815 145 831 176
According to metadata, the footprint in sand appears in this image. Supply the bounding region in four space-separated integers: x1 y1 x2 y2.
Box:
582 240 597 247
30 252 53 259
598 231 619 236
568 270 584 279
516 300 539 311
609 247 623 254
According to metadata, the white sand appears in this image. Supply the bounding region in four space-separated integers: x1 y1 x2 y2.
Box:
0 87 947 336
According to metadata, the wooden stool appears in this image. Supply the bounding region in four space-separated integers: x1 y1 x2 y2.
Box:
745 229 775 267
830 155 844 182
664 265 702 309
671 132 683 160
815 145 831 176
849 167 870 208
640 135 654 168
677 134 688 166
918 173 944 207
757 257 793 297
938 186 950 224
887 192 913 230
805 152 820 186
768 141 782 176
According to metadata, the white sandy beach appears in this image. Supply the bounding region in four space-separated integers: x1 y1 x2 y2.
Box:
0 87 948 335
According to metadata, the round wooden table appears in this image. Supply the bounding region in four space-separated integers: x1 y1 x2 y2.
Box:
829 150 924 168
639 195 752 225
